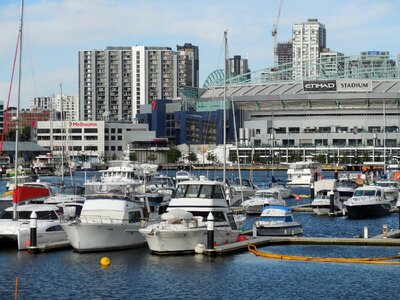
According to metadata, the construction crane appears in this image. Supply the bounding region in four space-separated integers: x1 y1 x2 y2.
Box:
272 0 284 71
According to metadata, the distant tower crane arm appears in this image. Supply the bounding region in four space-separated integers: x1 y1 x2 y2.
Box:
272 0 284 70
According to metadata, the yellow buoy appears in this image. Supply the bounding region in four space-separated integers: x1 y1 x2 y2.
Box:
100 257 110 267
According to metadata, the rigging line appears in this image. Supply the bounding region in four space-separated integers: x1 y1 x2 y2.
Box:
24 21 38 96
0 34 20 155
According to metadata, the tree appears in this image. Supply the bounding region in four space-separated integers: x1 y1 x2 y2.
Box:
147 153 157 163
229 151 237 163
253 153 261 163
129 152 137 161
206 152 215 163
188 152 198 164
166 148 182 163
111 153 118 160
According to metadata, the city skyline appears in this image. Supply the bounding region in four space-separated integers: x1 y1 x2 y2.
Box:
1 0 400 109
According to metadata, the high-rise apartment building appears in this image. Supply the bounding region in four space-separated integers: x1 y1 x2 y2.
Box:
79 45 198 122
32 94 79 121
227 55 250 78
177 43 199 88
276 41 293 80
292 19 326 80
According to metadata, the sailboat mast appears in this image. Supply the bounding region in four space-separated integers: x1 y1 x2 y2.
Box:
13 0 24 221
223 30 227 185
60 83 65 186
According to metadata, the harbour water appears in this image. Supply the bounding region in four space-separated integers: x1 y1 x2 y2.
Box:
1 170 400 299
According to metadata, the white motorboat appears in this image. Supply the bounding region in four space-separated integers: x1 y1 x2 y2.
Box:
62 181 164 252
139 176 240 254
310 179 343 215
343 186 391 218
336 179 358 201
0 204 67 250
265 180 292 199
374 180 399 206
146 174 176 196
286 161 322 186
241 190 285 215
32 153 64 176
255 206 303 236
175 170 197 185
229 177 258 199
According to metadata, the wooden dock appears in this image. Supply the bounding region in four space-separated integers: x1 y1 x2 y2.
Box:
205 233 400 256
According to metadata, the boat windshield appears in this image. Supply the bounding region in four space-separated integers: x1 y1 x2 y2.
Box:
353 189 377 197
175 184 224 199
254 193 274 199
0 210 59 220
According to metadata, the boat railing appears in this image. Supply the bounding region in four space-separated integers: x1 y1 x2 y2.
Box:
79 215 123 224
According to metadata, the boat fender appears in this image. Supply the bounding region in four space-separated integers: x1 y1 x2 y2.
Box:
194 243 205 254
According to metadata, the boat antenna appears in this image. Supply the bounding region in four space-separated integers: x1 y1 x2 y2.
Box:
13 0 24 221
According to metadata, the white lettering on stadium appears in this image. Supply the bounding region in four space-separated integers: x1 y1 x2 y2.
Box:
305 83 335 89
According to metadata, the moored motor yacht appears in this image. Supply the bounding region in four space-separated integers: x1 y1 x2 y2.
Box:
343 186 391 218
241 190 285 215
61 181 163 252
311 179 343 215
255 206 303 236
336 179 358 201
374 180 399 206
139 176 240 254
265 180 292 199
229 177 258 199
286 161 322 186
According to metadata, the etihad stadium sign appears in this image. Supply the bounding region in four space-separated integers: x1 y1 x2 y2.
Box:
303 80 336 92
303 79 372 92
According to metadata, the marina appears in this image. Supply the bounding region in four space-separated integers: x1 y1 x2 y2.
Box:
1 170 400 299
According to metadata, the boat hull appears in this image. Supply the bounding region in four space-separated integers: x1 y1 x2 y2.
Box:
62 222 146 252
256 224 303 236
345 203 391 218
140 225 239 254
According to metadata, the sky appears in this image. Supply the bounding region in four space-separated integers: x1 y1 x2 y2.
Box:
1 0 400 109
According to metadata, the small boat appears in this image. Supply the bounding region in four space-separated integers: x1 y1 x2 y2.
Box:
286 161 322 186
265 180 292 199
146 174 176 196
241 190 285 215
343 186 391 218
255 206 303 236
0 204 67 250
229 177 258 199
336 179 358 201
373 180 399 206
175 170 197 185
311 179 343 215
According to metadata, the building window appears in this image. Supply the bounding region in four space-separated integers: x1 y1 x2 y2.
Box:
118 129 122 133
118 136 122 140
84 128 98 133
